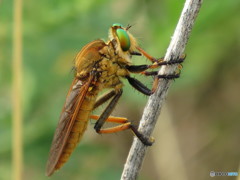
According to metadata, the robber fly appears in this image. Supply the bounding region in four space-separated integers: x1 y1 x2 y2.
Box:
46 23 185 176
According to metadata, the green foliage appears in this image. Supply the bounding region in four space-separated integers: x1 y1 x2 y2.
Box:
1 0 240 179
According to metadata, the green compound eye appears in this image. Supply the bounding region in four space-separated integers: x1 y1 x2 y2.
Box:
116 28 130 51
112 23 123 28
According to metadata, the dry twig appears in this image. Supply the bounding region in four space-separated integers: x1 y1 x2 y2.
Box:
121 0 203 179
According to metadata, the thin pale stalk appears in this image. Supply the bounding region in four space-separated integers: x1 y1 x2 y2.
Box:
121 0 203 179
12 0 23 179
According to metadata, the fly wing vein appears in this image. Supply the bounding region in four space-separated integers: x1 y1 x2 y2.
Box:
46 77 93 176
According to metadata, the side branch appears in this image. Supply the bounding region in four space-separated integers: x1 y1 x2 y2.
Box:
121 0 203 179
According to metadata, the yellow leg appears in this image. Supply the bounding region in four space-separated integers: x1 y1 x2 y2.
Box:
90 115 128 124
90 114 153 145
98 122 131 134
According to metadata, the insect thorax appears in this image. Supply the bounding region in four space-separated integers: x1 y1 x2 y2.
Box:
95 42 130 91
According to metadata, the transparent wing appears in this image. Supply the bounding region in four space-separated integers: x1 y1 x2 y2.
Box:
46 76 93 176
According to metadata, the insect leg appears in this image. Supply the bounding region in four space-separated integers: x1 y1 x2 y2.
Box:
136 47 160 63
98 123 154 146
126 55 185 74
98 122 132 134
126 55 185 75
126 64 149 73
125 76 152 96
140 56 185 94
141 71 158 76
137 47 186 68
126 55 185 95
93 90 153 146
94 90 123 132
151 73 180 94
130 51 142 56
126 71 180 96
90 115 128 124
93 90 116 110
141 71 180 79
92 115 153 146
147 55 186 70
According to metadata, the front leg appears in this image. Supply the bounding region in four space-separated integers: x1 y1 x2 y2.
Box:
93 89 153 146
136 47 159 63
132 46 186 69
125 73 180 96
130 47 161 63
130 51 142 56
125 76 152 96
126 54 186 73
126 53 186 95
125 59 184 73
94 90 123 132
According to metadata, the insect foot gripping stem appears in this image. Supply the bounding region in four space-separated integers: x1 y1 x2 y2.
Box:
156 54 186 66
157 54 186 80
130 124 155 146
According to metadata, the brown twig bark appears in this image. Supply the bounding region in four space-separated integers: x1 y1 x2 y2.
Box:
121 0 203 179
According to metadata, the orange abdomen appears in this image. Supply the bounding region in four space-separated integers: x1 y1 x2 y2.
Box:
55 94 97 170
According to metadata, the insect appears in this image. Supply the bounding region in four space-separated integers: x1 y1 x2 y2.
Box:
46 23 185 176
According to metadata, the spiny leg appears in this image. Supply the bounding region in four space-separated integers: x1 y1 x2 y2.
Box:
90 115 128 124
125 71 180 96
93 90 153 146
135 47 160 63
141 71 180 79
91 115 153 146
99 123 153 146
130 51 142 56
94 90 123 132
135 46 186 67
125 76 152 96
141 55 185 93
126 54 186 73
125 55 186 95
149 54 186 69
125 72 180 96
93 90 116 110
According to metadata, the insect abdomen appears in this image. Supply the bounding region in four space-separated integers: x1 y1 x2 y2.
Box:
55 94 96 170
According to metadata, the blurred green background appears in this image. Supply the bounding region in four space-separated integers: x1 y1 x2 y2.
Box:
1 0 240 179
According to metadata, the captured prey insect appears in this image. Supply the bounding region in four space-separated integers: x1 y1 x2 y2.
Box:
46 23 185 176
